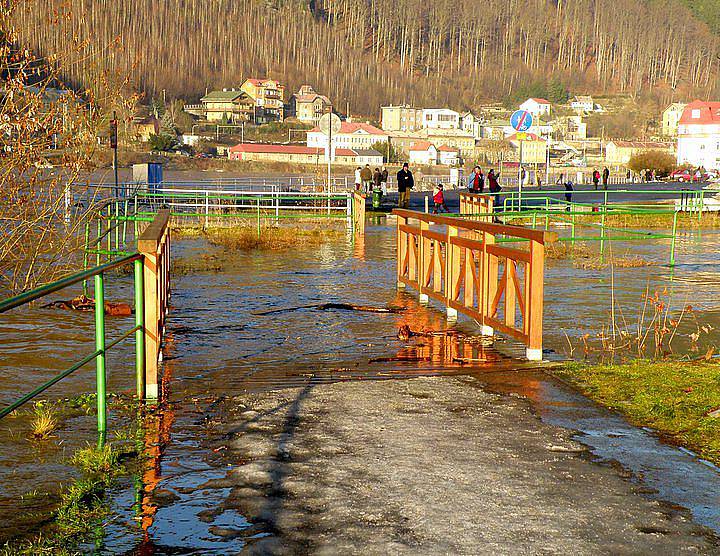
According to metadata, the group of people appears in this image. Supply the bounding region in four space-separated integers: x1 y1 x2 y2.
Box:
591 167 611 190
355 164 389 195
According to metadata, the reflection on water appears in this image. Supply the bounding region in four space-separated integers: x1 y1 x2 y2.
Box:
2 220 720 548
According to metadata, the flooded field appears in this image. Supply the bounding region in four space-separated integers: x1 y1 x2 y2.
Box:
2 216 720 550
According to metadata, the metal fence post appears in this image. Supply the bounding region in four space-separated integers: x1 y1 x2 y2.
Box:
134 258 145 400
94 273 106 433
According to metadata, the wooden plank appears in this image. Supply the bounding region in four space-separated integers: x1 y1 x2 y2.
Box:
484 316 530 343
450 235 484 251
505 260 516 328
486 244 531 264
422 229 446 242
527 240 545 352
464 247 475 310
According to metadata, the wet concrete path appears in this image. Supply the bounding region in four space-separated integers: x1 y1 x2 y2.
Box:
89 220 720 554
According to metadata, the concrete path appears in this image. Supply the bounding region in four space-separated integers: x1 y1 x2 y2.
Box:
204 376 717 555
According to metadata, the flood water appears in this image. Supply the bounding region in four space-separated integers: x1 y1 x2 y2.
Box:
2 216 720 550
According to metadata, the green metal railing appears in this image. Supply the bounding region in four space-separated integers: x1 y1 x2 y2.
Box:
0 254 146 435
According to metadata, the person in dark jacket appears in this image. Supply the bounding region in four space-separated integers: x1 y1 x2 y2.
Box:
397 163 414 208
592 169 600 190
467 166 484 193
602 167 610 189
380 166 389 195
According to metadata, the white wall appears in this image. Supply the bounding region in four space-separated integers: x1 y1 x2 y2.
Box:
677 136 720 169
423 109 460 130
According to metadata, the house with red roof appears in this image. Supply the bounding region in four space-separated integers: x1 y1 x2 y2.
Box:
409 141 438 165
519 98 551 119
677 100 720 170
437 145 460 166
306 121 388 152
240 78 285 123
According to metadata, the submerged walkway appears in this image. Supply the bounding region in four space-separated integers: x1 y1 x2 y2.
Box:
204 377 716 554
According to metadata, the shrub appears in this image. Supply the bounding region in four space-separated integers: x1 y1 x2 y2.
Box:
627 150 677 177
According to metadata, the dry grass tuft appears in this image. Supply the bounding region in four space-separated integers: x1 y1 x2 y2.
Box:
546 241 653 269
176 224 345 250
30 406 57 440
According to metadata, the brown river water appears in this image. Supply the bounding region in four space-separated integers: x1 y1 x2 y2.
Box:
2 217 720 551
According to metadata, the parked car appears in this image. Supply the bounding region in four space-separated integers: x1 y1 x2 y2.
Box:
670 169 703 182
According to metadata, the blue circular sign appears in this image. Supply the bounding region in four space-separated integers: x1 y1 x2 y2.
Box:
510 110 534 132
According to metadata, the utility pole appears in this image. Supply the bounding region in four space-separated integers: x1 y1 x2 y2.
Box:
110 111 119 198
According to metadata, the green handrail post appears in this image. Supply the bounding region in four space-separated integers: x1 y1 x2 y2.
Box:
134 258 146 400
256 198 261 239
698 190 704 224
669 211 678 267
532 212 537 229
96 219 102 266
83 222 90 296
599 210 606 258
544 198 549 230
95 273 107 434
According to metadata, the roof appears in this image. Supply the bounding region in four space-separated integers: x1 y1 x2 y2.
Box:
607 140 673 149
527 98 551 105
437 145 458 152
409 141 435 151
573 95 593 103
308 122 386 135
679 100 720 126
293 93 331 104
229 144 355 156
244 78 281 87
353 149 383 156
507 133 545 142
201 90 248 102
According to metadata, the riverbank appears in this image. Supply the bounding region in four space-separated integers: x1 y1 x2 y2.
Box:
553 360 720 466
201 375 717 553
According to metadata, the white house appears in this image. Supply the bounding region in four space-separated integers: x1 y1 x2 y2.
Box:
307 122 388 152
353 149 384 166
460 111 483 140
422 109 460 130
437 145 460 166
409 141 438 165
519 98 551 118
570 95 604 113
677 100 720 170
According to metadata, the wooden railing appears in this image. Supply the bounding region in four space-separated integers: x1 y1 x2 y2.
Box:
459 192 494 217
393 209 556 360
352 192 366 235
138 209 171 399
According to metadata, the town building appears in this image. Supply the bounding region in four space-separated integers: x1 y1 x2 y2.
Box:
228 143 357 165
461 112 483 140
422 108 461 130
570 95 595 113
184 89 255 123
565 116 587 141
507 133 547 164
408 141 439 165
676 100 720 170
605 140 675 165
307 121 388 151
426 129 475 158
131 116 161 142
240 78 285 123
287 85 332 126
437 145 460 166
519 98 551 118
481 120 512 140
662 102 688 137
381 105 423 132
353 149 385 166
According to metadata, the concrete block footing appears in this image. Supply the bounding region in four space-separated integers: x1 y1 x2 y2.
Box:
481 325 494 337
397 281 406 290
526 348 543 361
419 293 429 305
146 383 159 400
446 307 458 320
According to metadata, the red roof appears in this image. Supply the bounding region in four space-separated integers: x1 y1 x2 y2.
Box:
409 141 435 151
229 144 355 156
608 141 672 149
437 145 458 152
679 100 720 126
507 133 545 142
308 122 386 135
529 98 551 104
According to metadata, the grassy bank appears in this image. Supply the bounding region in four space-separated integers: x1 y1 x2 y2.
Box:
174 224 345 250
553 360 720 464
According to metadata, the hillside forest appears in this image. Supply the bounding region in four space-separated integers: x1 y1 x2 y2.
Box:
11 0 720 115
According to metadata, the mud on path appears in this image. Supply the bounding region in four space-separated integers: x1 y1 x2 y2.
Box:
199 376 717 555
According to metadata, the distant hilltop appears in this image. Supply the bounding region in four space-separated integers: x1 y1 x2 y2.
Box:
11 0 720 114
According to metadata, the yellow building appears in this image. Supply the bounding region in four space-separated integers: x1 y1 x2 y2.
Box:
289 85 332 125
508 133 547 164
605 140 674 165
426 129 475 158
185 89 254 123
662 103 687 137
381 105 423 132
131 116 160 142
241 78 285 123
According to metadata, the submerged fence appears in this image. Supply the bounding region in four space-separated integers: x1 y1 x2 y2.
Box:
394 209 556 360
0 210 172 435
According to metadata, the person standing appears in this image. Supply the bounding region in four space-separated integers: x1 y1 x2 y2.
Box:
397 163 414 208
360 164 373 193
592 168 600 190
564 180 574 210
354 166 362 192
602 167 610 189
380 165 389 195
467 166 484 193
373 167 382 191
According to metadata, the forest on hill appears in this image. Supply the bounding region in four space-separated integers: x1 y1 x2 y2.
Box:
11 0 720 115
